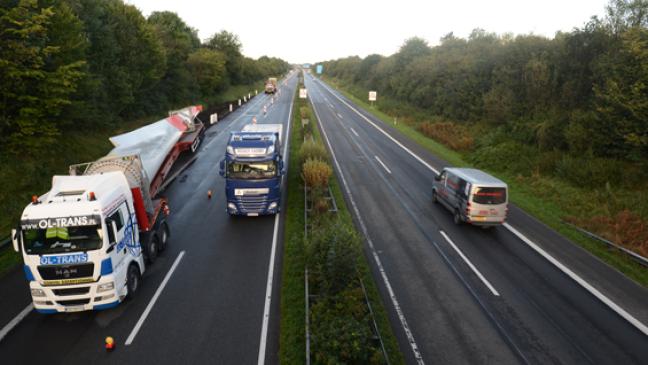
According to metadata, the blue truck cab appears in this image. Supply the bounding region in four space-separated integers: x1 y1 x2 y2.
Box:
219 125 284 216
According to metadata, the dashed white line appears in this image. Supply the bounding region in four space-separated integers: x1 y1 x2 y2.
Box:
374 155 392 174
257 81 294 365
313 75 648 338
125 250 186 345
310 89 425 364
440 231 500 296
349 127 359 137
0 304 33 343
336 113 343 119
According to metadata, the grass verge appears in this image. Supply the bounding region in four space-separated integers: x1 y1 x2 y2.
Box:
280 78 405 364
322 76 648 288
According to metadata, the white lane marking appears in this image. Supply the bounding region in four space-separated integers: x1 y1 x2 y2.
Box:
125 251 185 345
313 76 648 337
257 81 294 365
314 78 438 174
0 304 33 342
374 155 392 174
310 92 425 364
328 103 334 109
349 127 359 137
336 113 343 119
440 231 500 296
503 223 648 336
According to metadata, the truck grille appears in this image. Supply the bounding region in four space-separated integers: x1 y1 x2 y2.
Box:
38 263 94 280
53 287 90 296
57 299 90 306
236 196 268 213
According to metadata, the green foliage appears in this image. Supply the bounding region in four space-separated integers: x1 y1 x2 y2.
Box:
302 158 332 191
299 140 328 164
187 48 227 96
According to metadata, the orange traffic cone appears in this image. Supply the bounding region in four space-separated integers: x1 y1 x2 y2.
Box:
207 190 212 199
105 336 115 351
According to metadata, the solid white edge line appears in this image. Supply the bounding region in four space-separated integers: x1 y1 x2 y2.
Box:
125 250 186 345
0 303 33 343
314 78 438 175
316 76 648 338
374 155 392 174
309 77 425 364
503 223 648 336
440 231 500 296
349 127 359 137
257 77 294 365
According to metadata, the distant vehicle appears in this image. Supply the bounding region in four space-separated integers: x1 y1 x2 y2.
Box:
220 124 284 216
432 168 508 227
265 77 278 94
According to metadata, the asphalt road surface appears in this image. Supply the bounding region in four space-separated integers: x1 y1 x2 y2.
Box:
304 72 648 365
0 72 298 365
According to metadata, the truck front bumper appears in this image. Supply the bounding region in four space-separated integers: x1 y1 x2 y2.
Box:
227 199 279 216
30 276 122 314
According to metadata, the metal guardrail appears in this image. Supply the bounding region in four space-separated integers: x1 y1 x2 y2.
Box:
563 221 648 267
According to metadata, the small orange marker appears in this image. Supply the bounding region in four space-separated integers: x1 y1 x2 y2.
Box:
105 336 115 351
207 190 212 199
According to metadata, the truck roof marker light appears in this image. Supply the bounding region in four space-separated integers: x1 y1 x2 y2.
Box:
31 195 39 204
89 192 96 201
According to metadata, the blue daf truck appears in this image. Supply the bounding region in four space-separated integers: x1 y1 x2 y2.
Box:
219 124 284 216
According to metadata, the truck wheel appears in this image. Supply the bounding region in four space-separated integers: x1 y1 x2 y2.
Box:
145 235 158 264
126 264 141 299
432 190 438 203
158 222 169 253
453 209 462 225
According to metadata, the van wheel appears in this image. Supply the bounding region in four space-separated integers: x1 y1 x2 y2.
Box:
126 264 141 299
158 222 169 253
453 209 462 225
432 190 438 203
145 235 158 264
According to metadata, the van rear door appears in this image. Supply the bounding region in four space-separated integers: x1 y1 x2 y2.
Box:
468 186 508 224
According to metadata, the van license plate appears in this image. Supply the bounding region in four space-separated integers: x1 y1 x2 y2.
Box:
247 213 259 217
65 305 85 312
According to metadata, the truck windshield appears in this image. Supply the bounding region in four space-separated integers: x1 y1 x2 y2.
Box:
22 225 103 255
472 187 507 205
228 161 277 179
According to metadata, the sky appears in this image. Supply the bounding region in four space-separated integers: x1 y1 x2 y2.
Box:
125 0 609 64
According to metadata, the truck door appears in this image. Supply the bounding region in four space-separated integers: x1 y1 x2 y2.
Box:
106 203 129 273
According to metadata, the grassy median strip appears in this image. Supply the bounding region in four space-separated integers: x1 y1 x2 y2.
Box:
280 79 404 364
321 77 648 288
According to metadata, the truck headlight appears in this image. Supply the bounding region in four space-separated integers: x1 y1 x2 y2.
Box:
266 145 275 154
226 146 234 154
31 289 46 297
228 203 237 211
268 202 277 210
98 282 114 293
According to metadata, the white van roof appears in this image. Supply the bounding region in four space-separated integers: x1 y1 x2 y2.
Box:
445 168 507 188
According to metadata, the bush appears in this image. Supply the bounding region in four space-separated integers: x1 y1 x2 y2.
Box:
302 158 332 190
555 154 623 188
300 140 328 164
568 210 648 258
468 141 538 176
300 106 311 119
417 121 474 151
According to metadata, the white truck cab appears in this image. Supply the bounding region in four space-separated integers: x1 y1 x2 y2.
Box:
13 171 156 313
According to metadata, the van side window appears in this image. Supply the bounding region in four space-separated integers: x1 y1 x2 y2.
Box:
447 174 460 192
457 179 468 198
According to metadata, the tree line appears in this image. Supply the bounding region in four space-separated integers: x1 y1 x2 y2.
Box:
319 0 648 187
0 0 289 157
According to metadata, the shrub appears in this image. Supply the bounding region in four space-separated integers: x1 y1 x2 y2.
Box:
300 106 311 119
468 141 538 176
300 140 328 164
417 121 474 151
555 154 623 188
302 158 332 190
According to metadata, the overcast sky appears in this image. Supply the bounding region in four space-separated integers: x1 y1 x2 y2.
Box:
125 0 609 64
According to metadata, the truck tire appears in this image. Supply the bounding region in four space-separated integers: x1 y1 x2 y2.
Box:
158 222 169 253
126 264 141 299
145 235 158 264
453 209 462 225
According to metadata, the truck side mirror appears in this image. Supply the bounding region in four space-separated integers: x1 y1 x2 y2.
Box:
278 160 285 175
11 228 20 253
434 174 441 181
219 160 225 177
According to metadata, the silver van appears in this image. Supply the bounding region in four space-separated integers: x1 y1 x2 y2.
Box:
432 168 508 227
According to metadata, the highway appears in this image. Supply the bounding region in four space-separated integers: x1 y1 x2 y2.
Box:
304 72 648 364
0 73 297 364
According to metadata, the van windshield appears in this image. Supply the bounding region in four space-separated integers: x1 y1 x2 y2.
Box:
472 187 507 205
22 225 103 255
